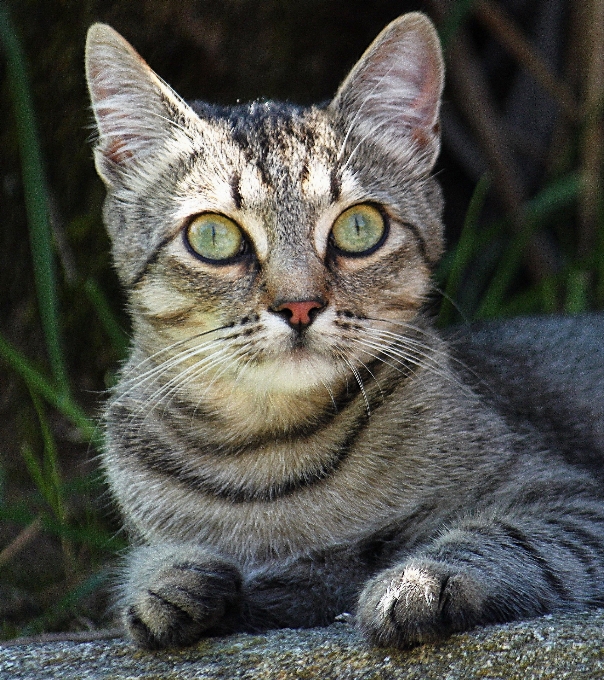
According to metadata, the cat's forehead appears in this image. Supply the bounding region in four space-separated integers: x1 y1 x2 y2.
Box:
192 101 342 197
170 101 382 267
221 101 338 157
172 100 356 257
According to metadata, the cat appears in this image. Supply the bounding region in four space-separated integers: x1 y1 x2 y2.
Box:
85 12 604 650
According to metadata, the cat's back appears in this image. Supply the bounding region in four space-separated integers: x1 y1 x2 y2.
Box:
446 313 604 475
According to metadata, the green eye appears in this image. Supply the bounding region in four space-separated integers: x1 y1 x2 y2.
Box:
330 204 386 255
186 213 245 262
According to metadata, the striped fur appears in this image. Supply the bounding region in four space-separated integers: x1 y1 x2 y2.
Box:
86 14 604 650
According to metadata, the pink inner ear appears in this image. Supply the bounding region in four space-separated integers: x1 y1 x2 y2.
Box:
406 51 442 130
103 134 136 165
93 99 139 165
377 29 442 132
87 33 164 168
332 14 444 155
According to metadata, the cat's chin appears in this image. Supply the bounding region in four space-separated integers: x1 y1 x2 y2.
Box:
235 350 344 395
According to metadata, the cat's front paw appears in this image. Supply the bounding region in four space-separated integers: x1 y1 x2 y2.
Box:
122 545 242 649
356 559 486 648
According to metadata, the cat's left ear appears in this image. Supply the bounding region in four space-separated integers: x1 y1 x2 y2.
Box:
85 23 200 187
329 12 444 170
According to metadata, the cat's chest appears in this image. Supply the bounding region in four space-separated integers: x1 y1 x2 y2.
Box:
104 383 448 564
105 356 505 565
106 448 426 566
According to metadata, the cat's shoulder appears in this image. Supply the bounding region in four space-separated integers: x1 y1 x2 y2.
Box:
444 313 604 467
445 312 604 380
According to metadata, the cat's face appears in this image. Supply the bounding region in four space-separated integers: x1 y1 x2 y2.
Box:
86 14 444 399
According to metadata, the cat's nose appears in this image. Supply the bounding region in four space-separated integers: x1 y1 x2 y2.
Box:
272 299 325 330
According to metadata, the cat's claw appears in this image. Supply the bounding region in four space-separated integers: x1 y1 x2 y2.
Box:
124 559 242 649
356 559 486 648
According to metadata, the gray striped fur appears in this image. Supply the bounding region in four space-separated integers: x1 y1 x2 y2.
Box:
86 14 604 650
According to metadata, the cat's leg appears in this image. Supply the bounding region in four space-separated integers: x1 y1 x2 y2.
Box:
356 497 604 647
121 543 242 649
240 545 372 631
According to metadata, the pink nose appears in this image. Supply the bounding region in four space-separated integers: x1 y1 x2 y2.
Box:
273 300 325 330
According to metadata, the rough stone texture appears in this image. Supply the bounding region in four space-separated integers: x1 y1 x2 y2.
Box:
2 610 604 679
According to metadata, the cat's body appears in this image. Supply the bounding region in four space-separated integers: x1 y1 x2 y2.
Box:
86 14 604 650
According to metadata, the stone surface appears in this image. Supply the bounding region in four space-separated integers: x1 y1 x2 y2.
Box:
2 610 604 679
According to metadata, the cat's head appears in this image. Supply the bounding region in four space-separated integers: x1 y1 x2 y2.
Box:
86 13 444 398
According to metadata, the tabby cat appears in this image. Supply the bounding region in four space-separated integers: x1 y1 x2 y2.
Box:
86 13 604 650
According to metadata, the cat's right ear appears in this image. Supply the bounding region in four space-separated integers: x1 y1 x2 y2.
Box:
329 12 444 172
85 24 197 186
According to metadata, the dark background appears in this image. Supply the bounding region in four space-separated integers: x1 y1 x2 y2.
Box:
1 0 602 637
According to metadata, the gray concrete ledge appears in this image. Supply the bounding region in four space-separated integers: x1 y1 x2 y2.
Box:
2 609 604 679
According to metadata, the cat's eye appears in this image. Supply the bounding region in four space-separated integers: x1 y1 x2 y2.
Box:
330 204 387 256
186 213 245 263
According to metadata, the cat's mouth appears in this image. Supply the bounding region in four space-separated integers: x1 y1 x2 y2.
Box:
289 333 310 351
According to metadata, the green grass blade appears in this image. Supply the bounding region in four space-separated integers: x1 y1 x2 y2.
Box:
438 174 490 325
0 2 70 396
19 444 49 508
21 569 111 636
439 0 477 50
500 276 558 318
0 501 126 551
525 173 581 223
564 268 590 314
84 279 129 359
475 218 536 319
0 330 100 446
30 391 67 522
476 173 582 318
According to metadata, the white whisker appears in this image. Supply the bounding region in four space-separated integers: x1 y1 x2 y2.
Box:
117 325 233 388
347 338 409 377
337 350 371 416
